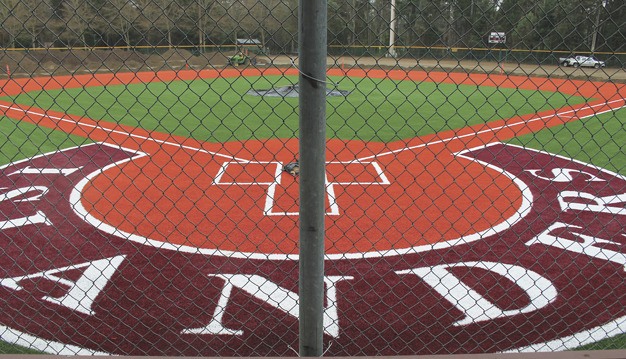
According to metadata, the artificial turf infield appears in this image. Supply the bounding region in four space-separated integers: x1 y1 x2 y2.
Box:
3 74 587 143
0 68 625 355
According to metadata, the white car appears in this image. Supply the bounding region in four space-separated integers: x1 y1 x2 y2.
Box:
559 55 606 68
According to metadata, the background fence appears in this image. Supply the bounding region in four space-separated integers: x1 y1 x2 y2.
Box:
1 0 626 356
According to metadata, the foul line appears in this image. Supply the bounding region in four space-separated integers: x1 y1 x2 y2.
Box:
2 97 625 166
0 103 252 163
355 98 626 162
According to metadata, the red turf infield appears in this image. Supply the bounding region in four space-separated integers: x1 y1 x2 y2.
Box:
1 69 626 356
0 68 625 259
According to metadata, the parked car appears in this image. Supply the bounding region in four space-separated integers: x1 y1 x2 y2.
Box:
559 55 606 68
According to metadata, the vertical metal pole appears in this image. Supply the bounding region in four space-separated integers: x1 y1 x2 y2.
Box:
298 0 327 356
388 0 397 58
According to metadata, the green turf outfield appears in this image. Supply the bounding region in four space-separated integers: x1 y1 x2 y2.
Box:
4 75 587 143
507 108 626 175
0 340 43 354
0 116 92 165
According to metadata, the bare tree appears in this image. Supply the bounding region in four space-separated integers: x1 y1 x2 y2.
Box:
243 0 296 52
135 0 160 45
249 0 269 48
12 0 53 47
144 0 183 48
99 0 140 47
195 0 216 48
59 0 94 47
214 0 248 44
0 0 25 47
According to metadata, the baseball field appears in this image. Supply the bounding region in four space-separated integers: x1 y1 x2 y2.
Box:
0 65 625 355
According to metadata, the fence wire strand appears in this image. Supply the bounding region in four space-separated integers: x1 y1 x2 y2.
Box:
0 0 625 356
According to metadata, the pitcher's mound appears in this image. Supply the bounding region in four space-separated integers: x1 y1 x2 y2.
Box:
247 84 350 98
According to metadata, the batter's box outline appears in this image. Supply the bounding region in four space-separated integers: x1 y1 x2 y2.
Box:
213 160 390 216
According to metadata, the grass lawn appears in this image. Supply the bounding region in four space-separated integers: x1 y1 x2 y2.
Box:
0 340 43 354
0 116 92 165
507 107 626 175
3 75 586 143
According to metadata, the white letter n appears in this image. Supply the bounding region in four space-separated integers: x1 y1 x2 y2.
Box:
182 274 352 337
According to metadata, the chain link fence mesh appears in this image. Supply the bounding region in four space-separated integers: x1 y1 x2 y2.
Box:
0 0 625 356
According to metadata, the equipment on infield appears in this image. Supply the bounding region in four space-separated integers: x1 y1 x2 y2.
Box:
283 161 300 176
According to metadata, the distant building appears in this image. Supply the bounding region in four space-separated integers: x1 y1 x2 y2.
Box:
236 39 266 55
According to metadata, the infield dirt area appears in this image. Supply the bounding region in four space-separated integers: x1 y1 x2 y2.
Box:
1 48 624 82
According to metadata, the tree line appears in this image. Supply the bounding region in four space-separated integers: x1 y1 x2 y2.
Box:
0 0 624 54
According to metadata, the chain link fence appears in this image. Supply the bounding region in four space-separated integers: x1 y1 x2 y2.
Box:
1 0 626 356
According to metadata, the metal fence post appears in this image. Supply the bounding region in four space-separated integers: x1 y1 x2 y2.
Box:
298 0 327 356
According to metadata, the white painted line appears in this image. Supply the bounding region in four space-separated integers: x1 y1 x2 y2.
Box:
356 98 626 161
0 103 251 163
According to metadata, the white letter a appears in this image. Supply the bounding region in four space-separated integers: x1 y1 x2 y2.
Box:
0 255 125 315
